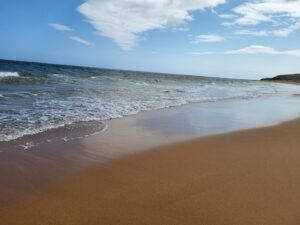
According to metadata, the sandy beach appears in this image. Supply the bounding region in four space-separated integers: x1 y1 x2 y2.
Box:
2 1 300 223
2 115 300 225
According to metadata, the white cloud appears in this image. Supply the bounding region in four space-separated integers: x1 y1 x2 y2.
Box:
234 29 269 36
234 21 300 37
70 36 93 46
224 0 300 37
231 0 300 26
193 34 225 43
49 23 72 31
226 45 276 54
218 14 237 19
187 45 300 57
273 21 300 36
77 0 226 50
226 45 300 56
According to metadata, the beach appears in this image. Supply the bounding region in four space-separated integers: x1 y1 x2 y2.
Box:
2 60 300 224
2 0 300 223
2 115 300 224
1 94 300 224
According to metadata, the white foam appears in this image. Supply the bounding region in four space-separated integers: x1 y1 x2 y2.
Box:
0 71 19 77
62 137 69 142
49 73 67 78
2 70 300 143
19 142 35 150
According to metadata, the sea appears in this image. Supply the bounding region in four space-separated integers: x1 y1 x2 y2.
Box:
1 59 300 143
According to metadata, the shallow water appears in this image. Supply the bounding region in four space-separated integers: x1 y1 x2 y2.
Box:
1 59 300 142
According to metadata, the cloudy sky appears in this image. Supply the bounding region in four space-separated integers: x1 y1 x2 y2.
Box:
1 0 300 79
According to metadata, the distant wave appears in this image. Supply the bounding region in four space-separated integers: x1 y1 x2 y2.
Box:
0 71 70 84
0 71 19 77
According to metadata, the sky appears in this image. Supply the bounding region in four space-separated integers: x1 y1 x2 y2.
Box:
1 0 300 79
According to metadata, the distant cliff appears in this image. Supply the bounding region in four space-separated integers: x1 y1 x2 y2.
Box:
261 74 300 83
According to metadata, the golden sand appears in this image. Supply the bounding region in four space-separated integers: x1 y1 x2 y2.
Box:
2 119 300 225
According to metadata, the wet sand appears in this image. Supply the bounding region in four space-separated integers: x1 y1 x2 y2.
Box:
2 95 300 210
2 117 300 225
2 95 300 224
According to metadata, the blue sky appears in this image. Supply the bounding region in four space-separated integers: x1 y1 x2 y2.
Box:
1 0 300 79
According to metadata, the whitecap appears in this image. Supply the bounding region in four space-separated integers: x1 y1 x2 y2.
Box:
0 71 19 77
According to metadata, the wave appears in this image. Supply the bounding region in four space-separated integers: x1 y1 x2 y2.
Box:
0 86 290 142
0 71 72 85
0 71 20 77
2 60 300 144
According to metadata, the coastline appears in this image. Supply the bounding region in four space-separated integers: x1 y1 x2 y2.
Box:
2 117 300 224
262 80 300 86
2 1 300 223
2 94 300 224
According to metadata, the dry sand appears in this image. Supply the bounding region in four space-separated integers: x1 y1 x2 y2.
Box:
2 118 300 225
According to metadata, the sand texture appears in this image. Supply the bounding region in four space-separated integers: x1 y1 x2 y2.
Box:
2 119 300 225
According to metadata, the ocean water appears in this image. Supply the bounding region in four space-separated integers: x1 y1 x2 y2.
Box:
1 59 300 142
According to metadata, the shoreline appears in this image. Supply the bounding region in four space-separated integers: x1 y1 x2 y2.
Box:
2 80 300 146
2 117 300 224
2 94 300 221
2 92 300 150
1 95 300 203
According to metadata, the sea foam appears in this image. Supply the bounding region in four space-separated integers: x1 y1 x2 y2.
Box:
0 71 19 77
1 60 300 142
